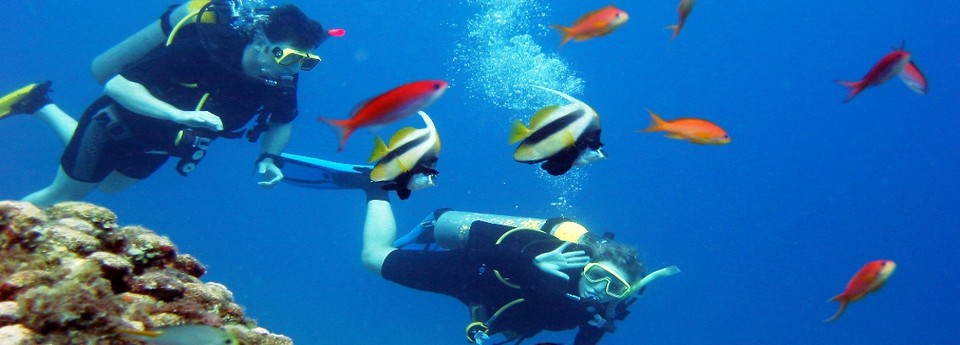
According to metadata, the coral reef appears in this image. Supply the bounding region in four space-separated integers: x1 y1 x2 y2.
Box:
0 201 293 345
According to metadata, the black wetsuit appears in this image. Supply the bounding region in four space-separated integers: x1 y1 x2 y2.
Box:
382 221 613 344
62 22 298 182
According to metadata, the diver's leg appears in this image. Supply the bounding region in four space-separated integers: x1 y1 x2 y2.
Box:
34 104 78 145
361 188 398 276
22 166 98 207
98 172 141 194
0 81 77 145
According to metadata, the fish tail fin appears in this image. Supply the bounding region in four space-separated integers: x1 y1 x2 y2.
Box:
835 80 865 103
641 109 668 132
823 296 848 323
550 24 573 46
664 24 680 40
368 136 389 163
509 120 531 144
319 117 354 151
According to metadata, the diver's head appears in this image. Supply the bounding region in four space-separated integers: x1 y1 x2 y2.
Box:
578 240 644 303
242 5 325 82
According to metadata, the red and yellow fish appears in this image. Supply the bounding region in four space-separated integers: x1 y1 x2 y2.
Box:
836 43 926 102
551 5 629 46
320 80 447 151
665 0 695 40
824 259 896 323
640 109 729 145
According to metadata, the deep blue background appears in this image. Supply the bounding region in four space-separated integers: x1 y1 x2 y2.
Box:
2 1 959 344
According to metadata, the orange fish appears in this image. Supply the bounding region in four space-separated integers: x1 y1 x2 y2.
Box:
824 260 896 323
640 109 730 145
551 5 629 46
319 80 447 151
665 0 695 40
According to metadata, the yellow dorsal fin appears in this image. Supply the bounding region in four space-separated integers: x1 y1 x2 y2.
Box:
368 136 389 162
509 120 531 144
389 127 419 147
529 105 561 129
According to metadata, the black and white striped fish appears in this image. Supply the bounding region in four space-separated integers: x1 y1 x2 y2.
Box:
510 85 605 176
368 111 440 199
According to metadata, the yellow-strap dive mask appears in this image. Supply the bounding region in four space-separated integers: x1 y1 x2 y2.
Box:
272 47 321 71
583 262 632 299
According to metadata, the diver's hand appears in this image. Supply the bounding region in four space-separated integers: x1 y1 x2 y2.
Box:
533 242 589 280
172 110 224 131
257 160 284 188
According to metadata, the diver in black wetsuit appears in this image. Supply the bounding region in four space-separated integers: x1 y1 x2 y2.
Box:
360 185 680 344
0 1 326 206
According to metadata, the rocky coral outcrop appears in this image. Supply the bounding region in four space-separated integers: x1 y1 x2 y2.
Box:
0 201 293 345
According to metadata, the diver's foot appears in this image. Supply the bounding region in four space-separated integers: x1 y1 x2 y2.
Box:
0 81 53 119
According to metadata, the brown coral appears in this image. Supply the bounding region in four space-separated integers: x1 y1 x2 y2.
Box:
0 200 293 345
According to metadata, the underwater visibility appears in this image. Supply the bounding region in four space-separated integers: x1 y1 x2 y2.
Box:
1 0 959 344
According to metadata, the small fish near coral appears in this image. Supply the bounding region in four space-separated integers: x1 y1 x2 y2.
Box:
116 324 238 345
639 109 730 145
511 85 605 176
836 43 927 103
665 0 695 41
368 111 441 200
319 80 448 151
551 5 629 46
823 259 896 323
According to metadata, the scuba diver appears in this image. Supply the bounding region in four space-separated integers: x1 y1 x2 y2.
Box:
0 0 328 206
359 181 680 344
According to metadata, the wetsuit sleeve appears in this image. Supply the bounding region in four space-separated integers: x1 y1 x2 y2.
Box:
265 78 299 124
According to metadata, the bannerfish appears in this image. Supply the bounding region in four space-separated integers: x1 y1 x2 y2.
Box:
640 109 730 145
665 0 695 40
824 259 896 323
116 324 238 345
320 80 447 151
551 5 629 46
368 110 440 200
511 85 605 176
836 44 913 103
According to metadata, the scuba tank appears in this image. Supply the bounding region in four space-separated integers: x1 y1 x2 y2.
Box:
433 210 603 250
92 0 215 84
91 0 268 84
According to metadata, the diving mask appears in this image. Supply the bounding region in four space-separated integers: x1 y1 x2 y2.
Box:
583 262 632 299
407 172 438 191
272 46 321 71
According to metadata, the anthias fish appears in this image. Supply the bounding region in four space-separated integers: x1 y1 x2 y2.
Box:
640 109 730 145
551 5 629 46
824 259 896 323
665 0 695 40
836 45 912 103
320 80 447 151
368 111 440 200
116 324 238 345
511 85 605 176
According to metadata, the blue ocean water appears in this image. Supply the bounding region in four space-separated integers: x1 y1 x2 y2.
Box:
2 0 959 344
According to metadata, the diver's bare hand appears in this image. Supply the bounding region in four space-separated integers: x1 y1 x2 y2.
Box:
533 242 589 280
173 110 223 131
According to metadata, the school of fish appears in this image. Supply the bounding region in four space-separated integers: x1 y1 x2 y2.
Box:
320 3 913 318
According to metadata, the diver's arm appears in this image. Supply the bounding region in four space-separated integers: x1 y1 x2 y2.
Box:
256 122 292 186
104 75 223 131
361 187 397 276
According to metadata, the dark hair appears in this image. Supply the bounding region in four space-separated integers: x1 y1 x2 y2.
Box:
593 241 645 282
263 5 325 49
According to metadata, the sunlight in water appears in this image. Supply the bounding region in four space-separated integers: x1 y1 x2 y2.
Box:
454 0 587 215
